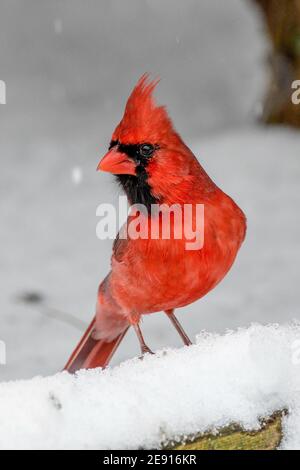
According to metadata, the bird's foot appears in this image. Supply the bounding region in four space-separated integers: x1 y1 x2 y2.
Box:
139 345 154 359
183 336 193 347
141 345 154 355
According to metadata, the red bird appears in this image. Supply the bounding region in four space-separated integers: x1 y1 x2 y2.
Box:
64 75 246 373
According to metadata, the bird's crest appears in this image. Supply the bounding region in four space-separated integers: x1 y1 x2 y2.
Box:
112 74 176 144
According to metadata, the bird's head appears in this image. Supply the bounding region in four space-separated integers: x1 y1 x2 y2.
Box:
97 75 214 209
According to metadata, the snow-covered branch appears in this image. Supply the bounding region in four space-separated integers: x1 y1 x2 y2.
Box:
0 323 300 449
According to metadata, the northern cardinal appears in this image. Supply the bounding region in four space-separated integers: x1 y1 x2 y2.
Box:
64 75 246 373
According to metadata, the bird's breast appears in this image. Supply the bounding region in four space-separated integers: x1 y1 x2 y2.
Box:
110 191 246 315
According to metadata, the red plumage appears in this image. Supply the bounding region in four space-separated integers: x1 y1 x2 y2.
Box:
64 75 246 372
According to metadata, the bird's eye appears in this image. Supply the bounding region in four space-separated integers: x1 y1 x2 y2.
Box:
139 144 155 158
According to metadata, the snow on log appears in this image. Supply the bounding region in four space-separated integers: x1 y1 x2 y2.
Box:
171 412 284 450
0 323 300 450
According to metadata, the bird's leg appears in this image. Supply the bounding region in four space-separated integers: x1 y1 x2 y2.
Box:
165 309 192 346
133 323 154 356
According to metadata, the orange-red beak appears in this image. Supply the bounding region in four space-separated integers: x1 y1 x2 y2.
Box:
97 147 136 175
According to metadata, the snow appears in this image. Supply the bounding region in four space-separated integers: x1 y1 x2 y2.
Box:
71 166 83 186
0 323 299 450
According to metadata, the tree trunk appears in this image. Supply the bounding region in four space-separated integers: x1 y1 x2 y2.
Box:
255 0 300 127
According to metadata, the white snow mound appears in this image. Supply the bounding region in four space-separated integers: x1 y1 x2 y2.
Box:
1 323 300 450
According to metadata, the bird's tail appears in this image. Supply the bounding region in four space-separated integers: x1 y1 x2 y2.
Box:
63 316 129 374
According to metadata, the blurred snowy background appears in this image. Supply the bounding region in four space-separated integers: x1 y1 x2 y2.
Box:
0 0 299 381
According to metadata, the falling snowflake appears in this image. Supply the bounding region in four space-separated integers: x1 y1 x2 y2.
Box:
54 18 63 35
71 167 83 185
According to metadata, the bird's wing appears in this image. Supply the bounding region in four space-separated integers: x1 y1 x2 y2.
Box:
112 231 130 263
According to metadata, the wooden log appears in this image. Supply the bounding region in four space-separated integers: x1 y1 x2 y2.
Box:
168 411 285 450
